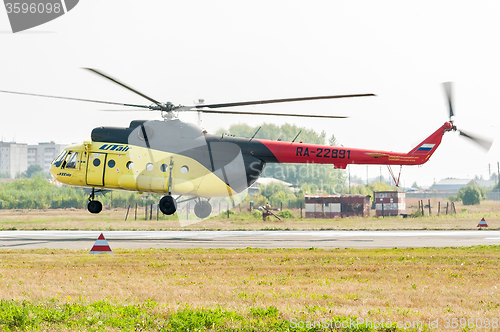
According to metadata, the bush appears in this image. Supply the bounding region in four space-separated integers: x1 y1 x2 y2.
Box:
277 209 294 218
457 185 486 205
252 210 262 219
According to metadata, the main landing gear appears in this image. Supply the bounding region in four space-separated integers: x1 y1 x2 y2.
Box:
158 195 212 219
87 188 102 214
194 200 212 219
159 195 177 215
160 158 178 216
159 159 210 218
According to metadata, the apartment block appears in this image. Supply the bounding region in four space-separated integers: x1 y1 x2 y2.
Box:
0 141 67 178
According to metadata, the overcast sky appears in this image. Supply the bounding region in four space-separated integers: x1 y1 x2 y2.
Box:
1 1 500 187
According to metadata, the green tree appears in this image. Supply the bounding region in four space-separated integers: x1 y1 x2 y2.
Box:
0 172 10 179
217 123 326 144
328 134 338 147
350 182 396 201
22 164 45 178
217 123 346 190
457 185 486 205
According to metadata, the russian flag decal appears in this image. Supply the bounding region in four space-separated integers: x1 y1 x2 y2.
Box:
413 143 435 155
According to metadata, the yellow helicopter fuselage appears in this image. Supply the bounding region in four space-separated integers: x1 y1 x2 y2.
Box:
51 141 239 197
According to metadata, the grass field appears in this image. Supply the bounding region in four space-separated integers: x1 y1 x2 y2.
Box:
1 199 499 330
1 198 499 231
1 246 499 331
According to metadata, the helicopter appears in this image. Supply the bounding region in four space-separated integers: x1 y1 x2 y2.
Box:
0 70 492 218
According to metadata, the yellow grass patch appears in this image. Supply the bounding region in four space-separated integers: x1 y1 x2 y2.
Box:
0 246 499 327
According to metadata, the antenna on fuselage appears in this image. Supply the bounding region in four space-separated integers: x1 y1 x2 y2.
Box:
291 130 302 143
249 127 261 142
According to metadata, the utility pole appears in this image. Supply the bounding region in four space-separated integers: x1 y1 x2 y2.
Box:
348 165 351 194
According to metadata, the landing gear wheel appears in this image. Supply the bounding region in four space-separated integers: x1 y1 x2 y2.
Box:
194 201 212 219
87 200 102 214
159 195 177 215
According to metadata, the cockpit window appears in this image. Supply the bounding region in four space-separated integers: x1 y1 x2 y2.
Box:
53 151 67 167
62 151 79 169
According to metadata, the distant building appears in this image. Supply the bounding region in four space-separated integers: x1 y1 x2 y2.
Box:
27 142 67 173
430 178 495 193
431 178 473 193
0 142 28 179
0 141 67 178
473 179 496 189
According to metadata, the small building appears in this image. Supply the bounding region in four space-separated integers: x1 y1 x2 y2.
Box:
305 194 370 218
430 178 472 193
374 191 406 217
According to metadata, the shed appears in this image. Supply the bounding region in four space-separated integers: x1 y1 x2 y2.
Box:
305 194 370 218
430 178 473 193
374 191 406 217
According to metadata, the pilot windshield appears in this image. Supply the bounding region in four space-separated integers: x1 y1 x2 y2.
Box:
52 150 67 167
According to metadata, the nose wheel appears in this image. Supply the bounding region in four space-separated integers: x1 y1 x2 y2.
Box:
194 200 212 219
87 188 102 214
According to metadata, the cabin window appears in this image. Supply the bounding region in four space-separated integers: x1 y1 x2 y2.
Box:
63 152 79 169
180 165 189 174
126 161 134 170
93 158 101 167
160 164 168 172
146 163 154 171
108 160 116 168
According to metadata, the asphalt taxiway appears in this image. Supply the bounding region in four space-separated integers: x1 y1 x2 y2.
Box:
1 230 499 250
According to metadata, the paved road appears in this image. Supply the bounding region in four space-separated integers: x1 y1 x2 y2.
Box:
1 230 499 250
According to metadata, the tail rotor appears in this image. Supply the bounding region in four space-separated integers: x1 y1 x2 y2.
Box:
443 82 493 151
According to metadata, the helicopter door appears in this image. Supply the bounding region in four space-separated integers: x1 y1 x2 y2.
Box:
87 152 107 186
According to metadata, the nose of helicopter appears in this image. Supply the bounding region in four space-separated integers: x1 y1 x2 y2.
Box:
50 154 65 183
50 148 72 184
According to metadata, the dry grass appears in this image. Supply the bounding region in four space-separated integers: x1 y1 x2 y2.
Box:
1 246 499 329
1 199 500 231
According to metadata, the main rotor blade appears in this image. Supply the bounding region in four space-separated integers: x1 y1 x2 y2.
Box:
187 108 348 118
459 130 493 151
83 68 164 107
443 82 454 119
0 90 151 109
188 94 375 109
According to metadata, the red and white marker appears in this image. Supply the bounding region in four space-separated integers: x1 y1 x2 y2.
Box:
477 218 488 228
89 233 113 254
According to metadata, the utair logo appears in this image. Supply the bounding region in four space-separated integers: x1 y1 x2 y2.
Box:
99 144 130 152
57 172 71 177
3 0 79 33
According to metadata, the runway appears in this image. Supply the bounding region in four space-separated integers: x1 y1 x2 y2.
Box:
1 230 499 250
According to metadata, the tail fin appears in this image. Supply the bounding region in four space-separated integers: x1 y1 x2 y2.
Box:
407 122 453 161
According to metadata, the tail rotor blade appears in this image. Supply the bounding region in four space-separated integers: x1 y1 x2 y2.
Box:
459 130 493 151
443 82 454 119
